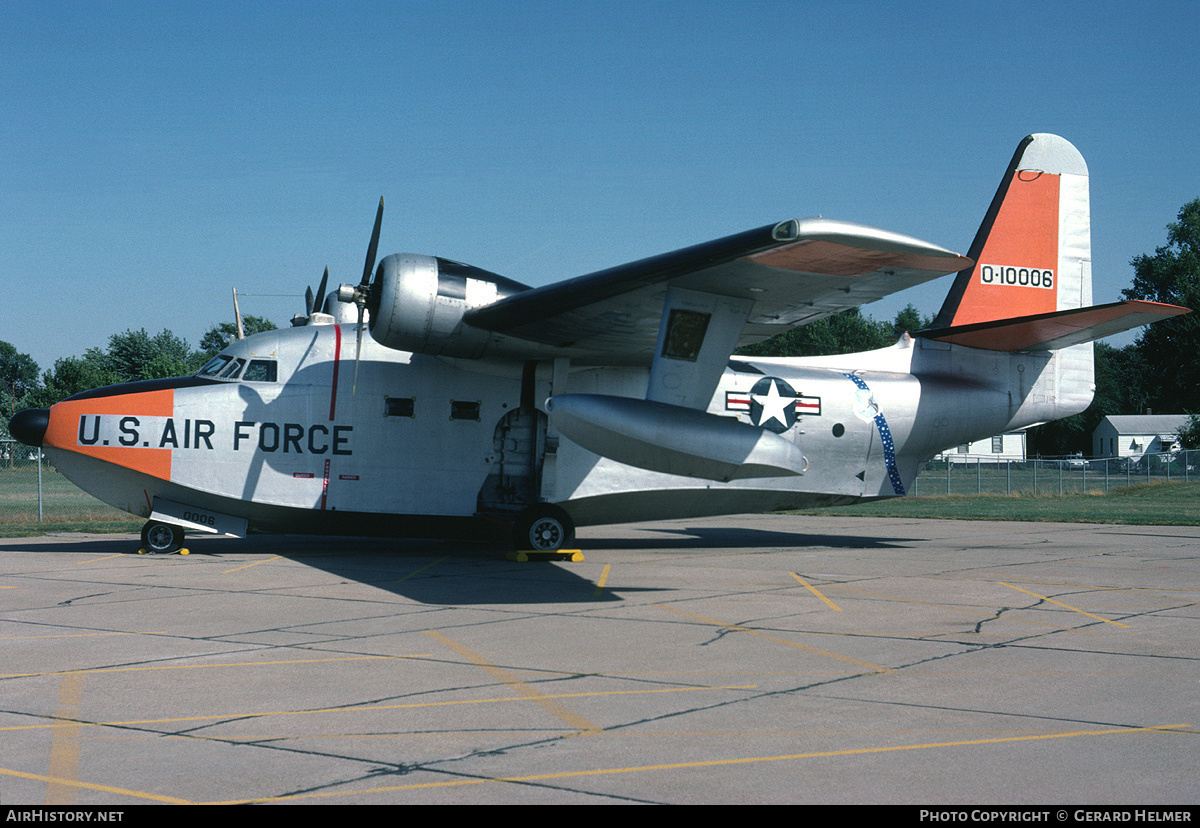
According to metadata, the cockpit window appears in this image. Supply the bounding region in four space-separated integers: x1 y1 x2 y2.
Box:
197 355 245 380
198 354 276 383
197 355 232 378
243 359 278 383
217 358 246 379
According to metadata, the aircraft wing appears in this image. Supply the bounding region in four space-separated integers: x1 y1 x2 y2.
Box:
464 218 972 364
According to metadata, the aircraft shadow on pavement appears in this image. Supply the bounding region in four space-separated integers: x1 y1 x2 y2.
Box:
4 527 907 605
270 528 908 604
586 525 910 551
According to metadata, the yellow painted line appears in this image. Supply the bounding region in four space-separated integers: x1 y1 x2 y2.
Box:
0 684 754 733
223 555 282 573
45 672 84 805
0 766 191 804
80 553 125 564
424 629 603 735
593 563 611 598
391 556 448 583
211 723 1192 803
976 573 1196 592
658 605 890 674
1 654 404 680
789 573 841 611
999 582 1131 628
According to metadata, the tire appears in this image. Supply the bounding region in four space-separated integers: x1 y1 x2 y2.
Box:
512 504 575 552
141 521 184 554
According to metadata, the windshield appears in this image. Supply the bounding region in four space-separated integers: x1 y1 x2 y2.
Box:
196 355 245 381
196 355 232 378
197 354 277 383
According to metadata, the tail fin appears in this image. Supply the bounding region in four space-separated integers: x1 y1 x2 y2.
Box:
925 134 1187 351
932 134 1090 329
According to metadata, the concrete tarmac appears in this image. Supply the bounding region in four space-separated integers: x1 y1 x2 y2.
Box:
1 515 1198 805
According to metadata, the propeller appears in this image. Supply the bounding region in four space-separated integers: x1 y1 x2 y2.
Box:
295 267 332 326
315 266 329 314
335 197 385 393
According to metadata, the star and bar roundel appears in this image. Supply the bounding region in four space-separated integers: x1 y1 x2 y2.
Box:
725 377 820 434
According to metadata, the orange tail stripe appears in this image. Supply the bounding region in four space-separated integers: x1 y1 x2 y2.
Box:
951 171 1060 327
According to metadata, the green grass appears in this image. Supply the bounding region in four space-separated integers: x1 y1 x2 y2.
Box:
0 464 142 536
2 460 1198 538
787 481 1200 525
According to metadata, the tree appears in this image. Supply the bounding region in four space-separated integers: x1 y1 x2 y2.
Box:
22 328 203 408
0 341 39 400
890 303 933 338
199 315 278 359
15 316 281 409
1177 413 1200 450
96 329 200 383
0 342 39 445
23 355 121 409
1122 198 1200 413
737 308 893 358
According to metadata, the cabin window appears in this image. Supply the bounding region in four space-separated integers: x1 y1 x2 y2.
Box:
384 397 415 418
956 444 969 454
243 360 278 383
450 400 481 421
991 435 1003 453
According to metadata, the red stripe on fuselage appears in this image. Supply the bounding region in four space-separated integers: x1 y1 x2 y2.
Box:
329 324 342 421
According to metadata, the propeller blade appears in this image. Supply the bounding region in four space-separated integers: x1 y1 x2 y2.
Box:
360 196 384 287
304 285 315 316
353 305 364 394
316 266 329 314
352 198 383 394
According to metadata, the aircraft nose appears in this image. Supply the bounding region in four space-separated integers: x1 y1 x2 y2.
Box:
9 408 50 447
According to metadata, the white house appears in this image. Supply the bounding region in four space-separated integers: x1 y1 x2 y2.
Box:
1092 415 1187 459
937 431 1027 463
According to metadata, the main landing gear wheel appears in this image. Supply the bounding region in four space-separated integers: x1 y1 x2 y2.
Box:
512 504 575 552
141 521 184 555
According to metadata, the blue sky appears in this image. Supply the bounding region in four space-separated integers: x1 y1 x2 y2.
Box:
3 1 1197 371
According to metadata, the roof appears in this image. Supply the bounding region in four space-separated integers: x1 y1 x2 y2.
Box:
1097 415 1190 435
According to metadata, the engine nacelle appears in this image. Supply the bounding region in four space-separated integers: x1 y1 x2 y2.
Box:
368 254 529 358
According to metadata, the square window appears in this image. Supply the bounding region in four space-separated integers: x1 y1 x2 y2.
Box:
384 397 415 418
450 400 481 421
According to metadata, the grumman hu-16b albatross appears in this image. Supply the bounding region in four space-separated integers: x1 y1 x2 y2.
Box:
8 135 1189 554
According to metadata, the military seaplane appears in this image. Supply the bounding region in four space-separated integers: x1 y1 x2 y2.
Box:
8 134 1188 554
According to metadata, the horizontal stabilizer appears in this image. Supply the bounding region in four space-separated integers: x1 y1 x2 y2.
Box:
545 393 805 481
917 300 1189 352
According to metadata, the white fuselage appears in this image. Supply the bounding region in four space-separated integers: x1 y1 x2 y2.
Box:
43 321 1090 539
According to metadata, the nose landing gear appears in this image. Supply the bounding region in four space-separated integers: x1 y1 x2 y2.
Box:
140 521 188 555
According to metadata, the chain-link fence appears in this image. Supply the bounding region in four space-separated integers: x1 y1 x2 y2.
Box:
0 440 134 527
2 439 1196 528
912 450 1199 496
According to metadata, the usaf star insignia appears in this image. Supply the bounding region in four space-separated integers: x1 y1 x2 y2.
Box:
749 377 797 434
